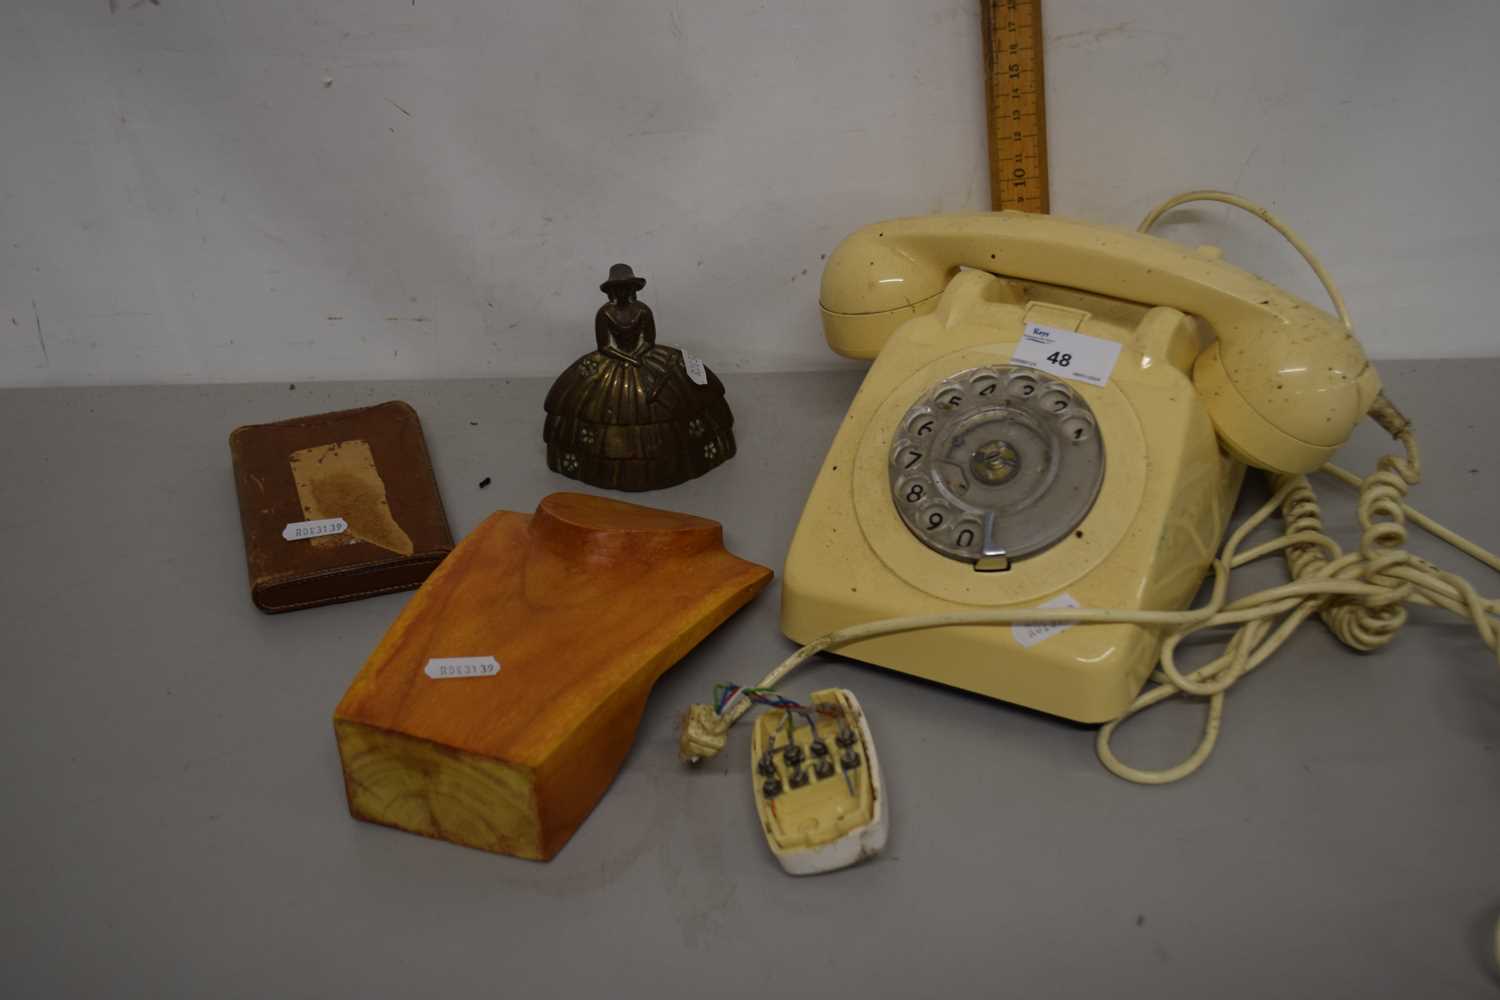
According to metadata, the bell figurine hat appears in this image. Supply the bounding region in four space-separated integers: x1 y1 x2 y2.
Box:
600 263 647 295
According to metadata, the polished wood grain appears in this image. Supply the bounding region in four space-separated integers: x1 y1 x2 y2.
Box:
333 492 773 860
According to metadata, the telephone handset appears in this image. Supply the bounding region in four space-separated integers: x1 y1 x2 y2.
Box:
779 196 1390 725
817 210 1380 475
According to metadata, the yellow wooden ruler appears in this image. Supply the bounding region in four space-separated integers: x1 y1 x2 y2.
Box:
982 0 1049 212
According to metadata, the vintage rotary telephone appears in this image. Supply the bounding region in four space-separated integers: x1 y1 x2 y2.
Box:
681 192 1497 863
780 195 1382 728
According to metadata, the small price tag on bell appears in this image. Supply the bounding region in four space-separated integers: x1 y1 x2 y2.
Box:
683 354 709 386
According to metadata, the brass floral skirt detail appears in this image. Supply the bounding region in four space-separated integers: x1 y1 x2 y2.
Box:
543 345 735 491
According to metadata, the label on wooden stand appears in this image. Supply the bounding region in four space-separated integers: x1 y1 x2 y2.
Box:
424 656 501 680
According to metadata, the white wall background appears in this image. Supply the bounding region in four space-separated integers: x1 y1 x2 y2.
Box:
2 0 1498 387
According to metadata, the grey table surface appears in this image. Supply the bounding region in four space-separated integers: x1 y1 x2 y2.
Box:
2 360 1498 998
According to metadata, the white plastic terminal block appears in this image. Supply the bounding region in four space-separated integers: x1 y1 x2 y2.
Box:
750 688 887 875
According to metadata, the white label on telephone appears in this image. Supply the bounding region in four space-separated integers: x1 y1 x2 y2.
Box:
683 354 709 386
282 517 347 541
1012 593 1082 648
424 656 501 680
1011 323 1122 387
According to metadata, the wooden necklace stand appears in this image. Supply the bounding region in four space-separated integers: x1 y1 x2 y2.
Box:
334 492 772 860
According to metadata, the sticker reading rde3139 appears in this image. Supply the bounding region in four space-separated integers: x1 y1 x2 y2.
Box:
424 656 501 680
1010 322 1122 387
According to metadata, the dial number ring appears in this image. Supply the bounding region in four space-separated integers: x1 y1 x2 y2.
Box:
887 365 1105 564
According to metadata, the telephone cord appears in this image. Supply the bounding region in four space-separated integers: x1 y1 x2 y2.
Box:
680 434 1498 772
1135 189 1354 332
678 192 1499 791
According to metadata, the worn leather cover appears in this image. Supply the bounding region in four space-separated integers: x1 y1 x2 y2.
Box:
229 401 454 613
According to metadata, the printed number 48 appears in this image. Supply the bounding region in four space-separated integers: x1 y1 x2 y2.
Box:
1046 351 1072 368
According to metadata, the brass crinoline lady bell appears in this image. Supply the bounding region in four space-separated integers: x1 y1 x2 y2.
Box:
543 264 736 491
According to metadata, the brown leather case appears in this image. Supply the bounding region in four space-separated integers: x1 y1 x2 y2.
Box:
229 401 454 613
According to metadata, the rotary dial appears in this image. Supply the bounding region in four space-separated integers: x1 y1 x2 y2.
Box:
888 365 1105 568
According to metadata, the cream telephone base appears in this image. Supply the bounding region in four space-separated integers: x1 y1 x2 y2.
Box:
781 269 1249 723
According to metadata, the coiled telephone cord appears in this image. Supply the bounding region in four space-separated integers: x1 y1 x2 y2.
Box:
680 192 1499 791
